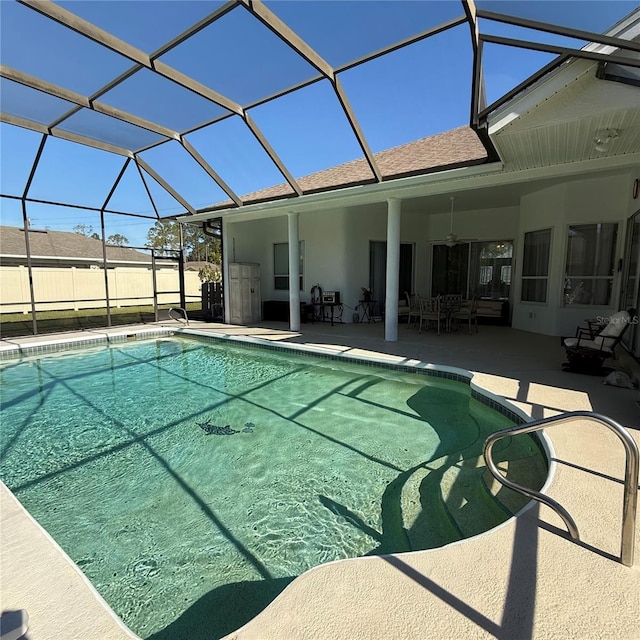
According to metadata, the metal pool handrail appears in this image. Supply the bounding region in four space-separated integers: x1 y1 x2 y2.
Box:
168 307 189 325
483 411 638 567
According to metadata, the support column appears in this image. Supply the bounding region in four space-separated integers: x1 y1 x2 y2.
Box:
222 218 231 324
178 223 186 309
99 209 112 327
288 212 301 331
385 198 401 342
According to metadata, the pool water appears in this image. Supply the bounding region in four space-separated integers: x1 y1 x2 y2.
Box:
0 337 547 639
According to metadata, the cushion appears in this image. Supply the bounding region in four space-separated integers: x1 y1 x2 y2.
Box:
599 311 629 337
563 337 612 353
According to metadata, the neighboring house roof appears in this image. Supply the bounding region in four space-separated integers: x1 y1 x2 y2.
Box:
212 126 488 209
184 261 220 271
0 226 150 263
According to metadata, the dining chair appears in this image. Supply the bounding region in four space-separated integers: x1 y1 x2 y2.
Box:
450 296 479 334
441 294 463 331
418 295 441 335
405 292 420 327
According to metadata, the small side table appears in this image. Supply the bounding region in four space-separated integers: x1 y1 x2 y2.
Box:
359 299 377 323
322 302 343 326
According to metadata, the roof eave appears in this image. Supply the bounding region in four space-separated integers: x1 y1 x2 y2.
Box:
485 9 640 136
182 159 505 223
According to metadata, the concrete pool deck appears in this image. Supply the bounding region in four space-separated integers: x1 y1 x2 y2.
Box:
1 320 638 640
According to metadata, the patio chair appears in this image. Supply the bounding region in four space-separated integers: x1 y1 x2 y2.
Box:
403 292 420 327
450 296 479 334
418 295 442 335
398 293 410 323
561 308 636 373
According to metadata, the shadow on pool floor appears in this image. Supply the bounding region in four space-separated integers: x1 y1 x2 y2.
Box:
146 575 295 640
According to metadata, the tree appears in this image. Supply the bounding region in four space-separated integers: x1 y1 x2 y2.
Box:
146 221 181 256
107 233 129 246
146 220 221 263
73 223 99 239
197 263 221 283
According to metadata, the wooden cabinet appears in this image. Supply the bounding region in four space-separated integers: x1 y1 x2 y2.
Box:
228 262 261 324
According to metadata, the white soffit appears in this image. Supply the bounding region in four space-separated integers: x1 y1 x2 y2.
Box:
487 63 640 172
486 10 640 173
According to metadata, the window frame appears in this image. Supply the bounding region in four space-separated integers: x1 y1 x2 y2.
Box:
431 238 513 301
562 222 618 307
273 240 304 291
520 227 552 304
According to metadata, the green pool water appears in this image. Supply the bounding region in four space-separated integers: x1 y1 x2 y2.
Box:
0 337 547 639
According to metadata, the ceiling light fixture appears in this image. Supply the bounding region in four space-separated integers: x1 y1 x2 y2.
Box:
593 128 620 153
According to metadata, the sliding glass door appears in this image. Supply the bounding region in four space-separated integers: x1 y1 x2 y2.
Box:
431 243 469 297
369 241 414 306
621 211 639 357
432 240 513 300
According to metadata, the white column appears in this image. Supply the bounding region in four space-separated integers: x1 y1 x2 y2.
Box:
288 212 301 331
385 198 401 342
222 218 231 324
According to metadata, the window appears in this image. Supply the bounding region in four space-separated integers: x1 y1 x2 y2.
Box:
564 223 617 305
274 241 304 290
521 229 551 303
433 240 513 300
480 265 493 285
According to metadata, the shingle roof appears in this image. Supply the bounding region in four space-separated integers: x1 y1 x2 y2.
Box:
214 126 488 208
0 226 150 262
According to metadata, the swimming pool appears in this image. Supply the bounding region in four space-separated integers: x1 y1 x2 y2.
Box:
0 335 547 639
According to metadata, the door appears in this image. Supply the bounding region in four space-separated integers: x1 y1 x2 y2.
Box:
249 263 261 322
229 262 243 324
369 242 414 308
431 243 469 297
228 262 261 324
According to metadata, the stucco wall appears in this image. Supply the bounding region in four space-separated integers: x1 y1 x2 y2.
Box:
224 170 636 335
226 210 351 308
226 202 521 324
512 172 632 336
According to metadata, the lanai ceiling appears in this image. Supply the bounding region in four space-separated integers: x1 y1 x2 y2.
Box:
1 0 639 223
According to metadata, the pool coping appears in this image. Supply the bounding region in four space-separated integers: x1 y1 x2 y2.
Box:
0 326 174 360
0 325 559 640
0 480 141 640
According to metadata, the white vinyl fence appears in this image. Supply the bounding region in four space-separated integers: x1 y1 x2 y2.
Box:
0 265 202 313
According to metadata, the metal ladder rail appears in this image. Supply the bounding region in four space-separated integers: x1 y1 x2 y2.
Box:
483 411 639 567
168 307 189 326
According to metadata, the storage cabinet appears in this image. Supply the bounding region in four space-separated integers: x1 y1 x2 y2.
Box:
228 262 261 325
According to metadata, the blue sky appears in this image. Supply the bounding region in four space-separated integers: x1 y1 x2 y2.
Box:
0 0 637 247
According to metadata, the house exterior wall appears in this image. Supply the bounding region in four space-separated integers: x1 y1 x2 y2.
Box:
424 205 520 300
227 202 521 323
227 210 350 309
513 172 631 336
224 170 635 337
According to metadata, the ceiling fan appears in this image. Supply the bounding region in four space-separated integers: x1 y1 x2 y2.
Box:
430 196 476 247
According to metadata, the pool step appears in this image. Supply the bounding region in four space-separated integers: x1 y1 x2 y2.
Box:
400 459 510 549
482 456 548 514
400 463 463 550
482 435 548 514
399 434 548 551
400 457 534 549
439 461 512 539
